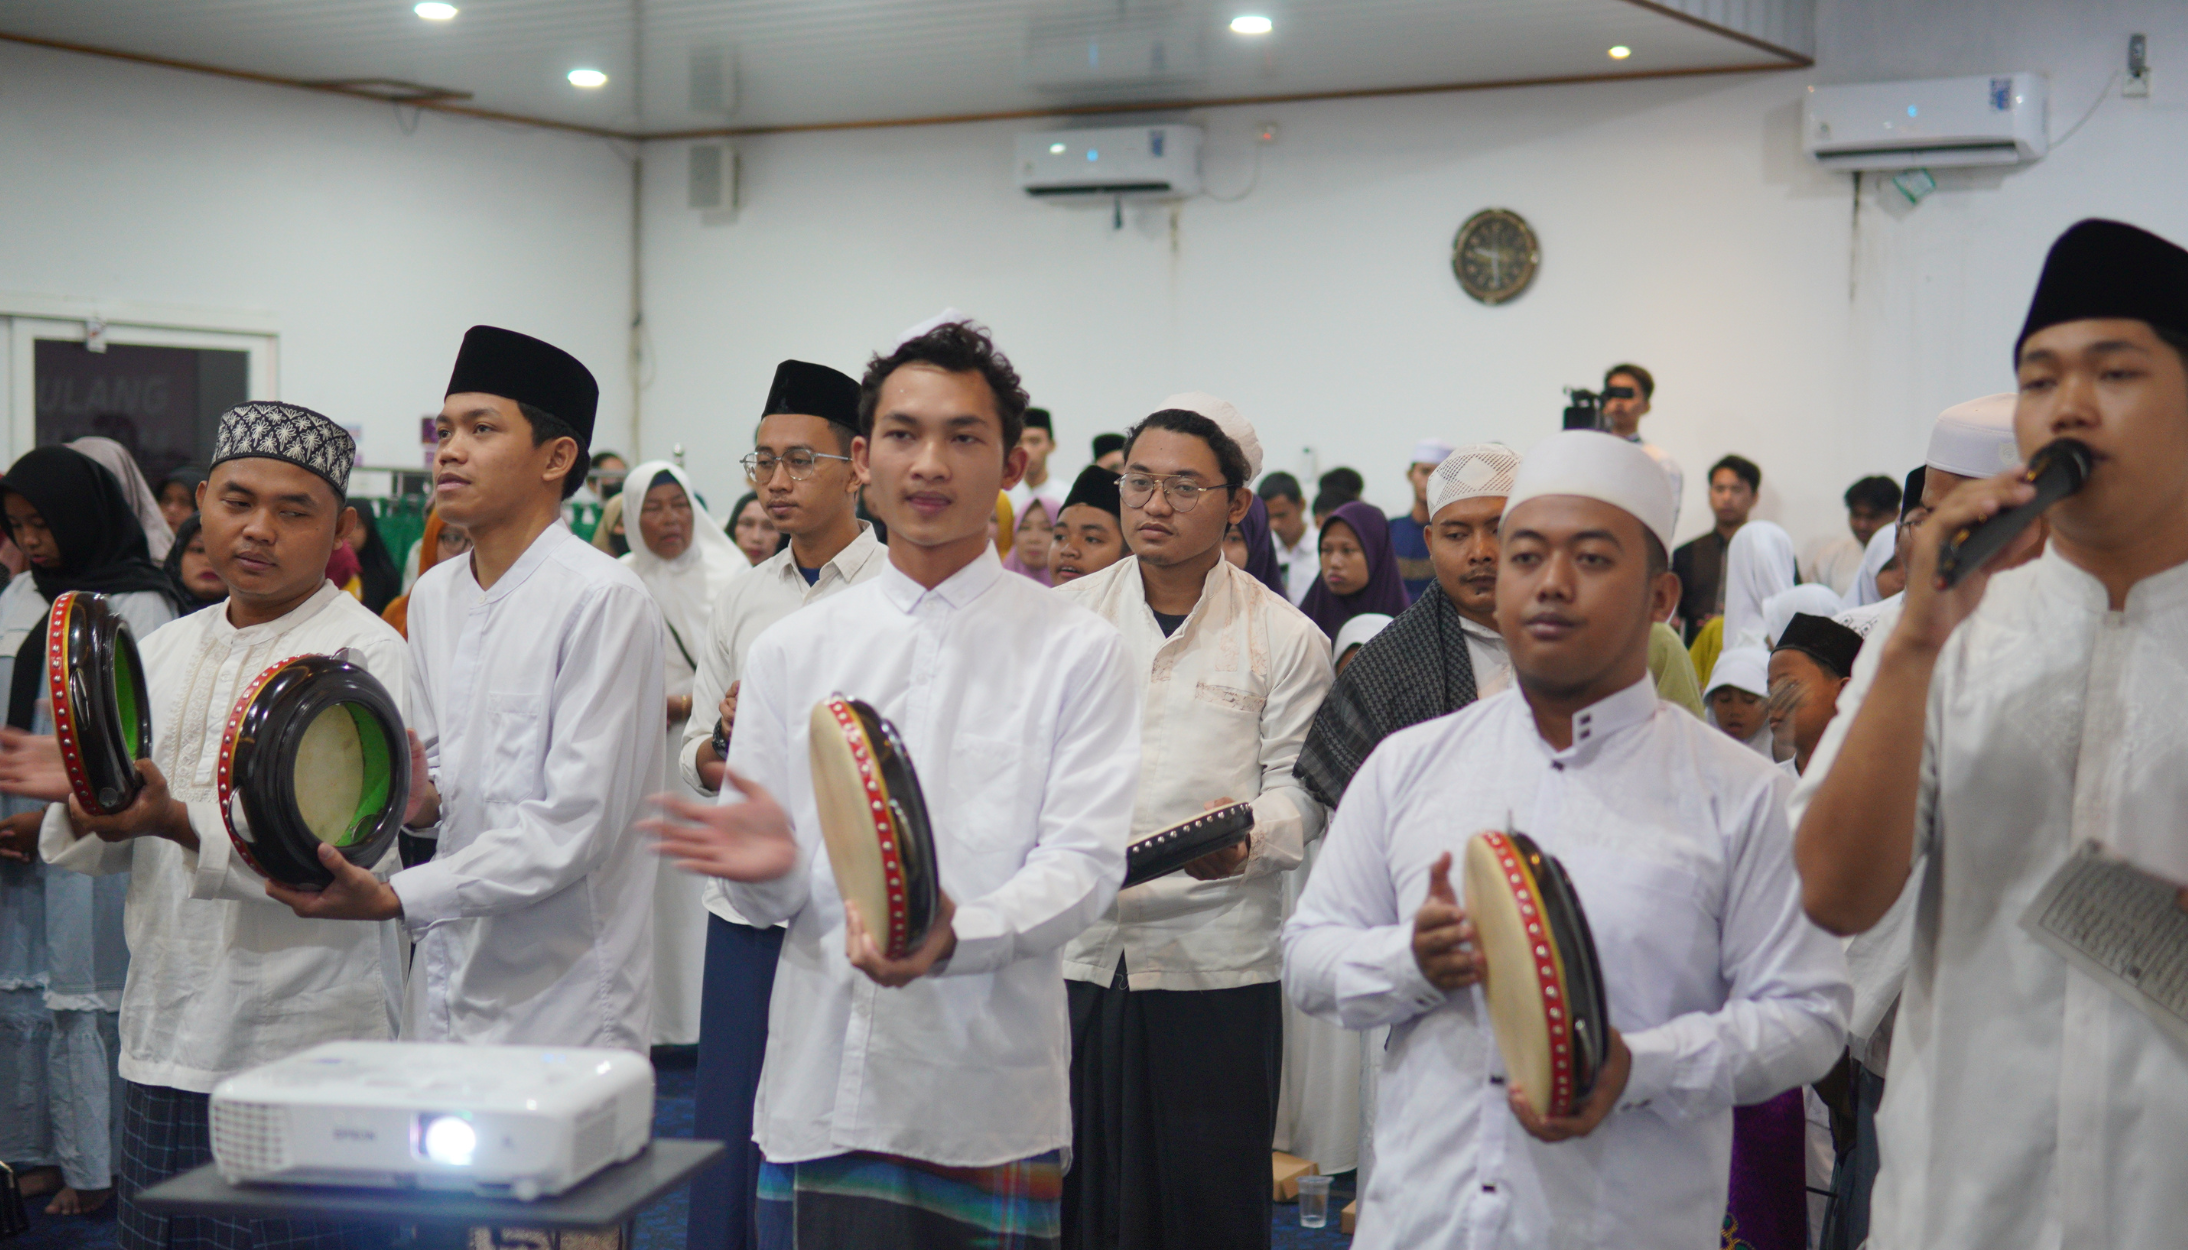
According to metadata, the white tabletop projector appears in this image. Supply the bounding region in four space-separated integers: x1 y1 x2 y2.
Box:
209 1042 653 1201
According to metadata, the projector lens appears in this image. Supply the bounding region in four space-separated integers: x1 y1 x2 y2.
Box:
421 1114 477 1166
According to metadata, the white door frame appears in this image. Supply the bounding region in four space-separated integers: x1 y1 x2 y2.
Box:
2 308 279 466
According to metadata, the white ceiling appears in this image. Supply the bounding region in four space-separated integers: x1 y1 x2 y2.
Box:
0 0 1807 135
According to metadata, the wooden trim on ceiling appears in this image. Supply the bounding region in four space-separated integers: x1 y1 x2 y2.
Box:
0 29 633 139
2 16 1809 144
648 61 1799 140
1612 0 1815 67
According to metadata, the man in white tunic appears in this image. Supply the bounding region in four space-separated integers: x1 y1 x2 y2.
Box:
1052 395 1332 1250
28 404 410 1250
1796 218 2188 1249
280 327 664 1053
677 359 886 1250
649 318 1140 1249
1284 430 1847 1250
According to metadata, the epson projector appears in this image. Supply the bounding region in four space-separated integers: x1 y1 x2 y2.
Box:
209 1042 653 1201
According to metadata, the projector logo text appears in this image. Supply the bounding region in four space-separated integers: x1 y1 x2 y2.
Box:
332 1128 377 1142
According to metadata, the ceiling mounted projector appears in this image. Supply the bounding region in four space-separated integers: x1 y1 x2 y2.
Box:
209 1042 653 1201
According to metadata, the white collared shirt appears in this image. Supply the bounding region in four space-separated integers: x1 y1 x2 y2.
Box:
724 548 1141 1166
42 583 406 1093
1454 611 1513 700
1284 677 1847 1250
392 522 665 1052
1054 556 1332 989
1276 531 1317 606
1793 549 2188 1248
677 524 887 925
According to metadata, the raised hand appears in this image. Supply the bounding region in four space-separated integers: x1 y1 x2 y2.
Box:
643 768 798 883
1413 851 1483 991
0 728 72 803
1897 469 2041 653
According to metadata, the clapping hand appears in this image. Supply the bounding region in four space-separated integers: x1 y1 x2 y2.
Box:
1412 852 1483 991
643 768 798 883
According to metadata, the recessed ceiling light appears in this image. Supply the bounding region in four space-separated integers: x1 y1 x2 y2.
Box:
568 68 608 88
1607 45 1632 59
1049 142 1067 154
1230 15 1273 35
414 2 457 19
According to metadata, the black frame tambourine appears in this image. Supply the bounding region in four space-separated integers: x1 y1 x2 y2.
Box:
47 591 154 815
219 654 409 888
808 695 940 960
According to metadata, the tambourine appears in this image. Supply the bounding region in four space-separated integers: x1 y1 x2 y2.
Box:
46 591 154 815
808 695 940 960
1123 803 1254 888
1464 829 1611 1118
218 654 409 889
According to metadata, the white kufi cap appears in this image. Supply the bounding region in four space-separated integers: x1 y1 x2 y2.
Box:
1501 430 1677 554
1410 438 1457 468
1925 393 2020 478
1705 645 1771 699
1427 444 1523 517
1157 391 1263 480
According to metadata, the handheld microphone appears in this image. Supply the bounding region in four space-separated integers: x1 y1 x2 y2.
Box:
1935 438 2093 589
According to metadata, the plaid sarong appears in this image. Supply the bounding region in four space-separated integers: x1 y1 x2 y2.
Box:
755 1150 1063 1250
118 1081 389 1250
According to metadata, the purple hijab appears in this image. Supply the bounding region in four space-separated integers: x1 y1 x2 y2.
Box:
1002 495 1058 587
1299 500 1408 637
1237 495 1288 598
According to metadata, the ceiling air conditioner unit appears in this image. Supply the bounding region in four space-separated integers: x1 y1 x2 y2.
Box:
1802 73 2047 171
1015 125 1202 200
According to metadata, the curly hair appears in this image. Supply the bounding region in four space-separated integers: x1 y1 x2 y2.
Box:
857 320 1030 457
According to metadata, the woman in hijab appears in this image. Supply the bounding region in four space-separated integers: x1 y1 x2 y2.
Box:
1299 499 1408 638
1001 496 1057 586
990 491 1015 560
380 512 469 639
0 445 179 1216
161 513 228 608
1331 612 1392 676
1721 520 1798 651
1224 495 1289 599
725 491 781 567
67 436 174 561
346 514 403 615
589 490 631 558
619 462 746 1048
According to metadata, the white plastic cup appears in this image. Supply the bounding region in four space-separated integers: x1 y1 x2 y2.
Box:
1297 1174 1331 1228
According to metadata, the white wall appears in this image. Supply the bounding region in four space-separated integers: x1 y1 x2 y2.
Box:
0 41 636 470
635 0 2188 552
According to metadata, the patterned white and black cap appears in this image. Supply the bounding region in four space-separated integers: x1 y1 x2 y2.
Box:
1427 443 1524 517
210 402 355 496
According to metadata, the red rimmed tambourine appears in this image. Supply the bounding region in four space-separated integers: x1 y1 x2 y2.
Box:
46 591 154 815
218 654 409 889
808 695 940 960
1464 829 1611 1118
1123 803 1255 888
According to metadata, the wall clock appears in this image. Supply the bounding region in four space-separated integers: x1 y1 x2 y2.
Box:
1451 209 1540 306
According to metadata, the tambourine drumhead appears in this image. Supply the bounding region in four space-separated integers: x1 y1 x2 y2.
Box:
1463 830 1608 1119
46 591 154 815
219 655 407 889
1123 802 1255 888
808 696 939 960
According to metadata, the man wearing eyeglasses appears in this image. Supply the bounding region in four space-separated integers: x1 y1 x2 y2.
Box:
1054 394 1334 1250
678 359 887 1250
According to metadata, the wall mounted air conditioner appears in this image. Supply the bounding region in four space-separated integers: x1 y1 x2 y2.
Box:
1802 73 2047 171
1015 125 1202 199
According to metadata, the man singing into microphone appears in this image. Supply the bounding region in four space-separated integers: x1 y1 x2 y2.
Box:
1797 218 2188 1247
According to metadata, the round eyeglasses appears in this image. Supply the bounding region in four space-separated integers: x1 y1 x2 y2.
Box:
1118 473 1231 513
741 449 852 483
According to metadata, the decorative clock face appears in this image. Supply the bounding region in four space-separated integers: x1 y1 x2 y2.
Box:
1451 209 1540 306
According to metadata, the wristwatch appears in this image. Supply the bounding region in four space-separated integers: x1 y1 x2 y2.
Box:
711 716 731 761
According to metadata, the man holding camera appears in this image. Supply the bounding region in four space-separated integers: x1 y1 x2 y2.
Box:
1600 363 1682 535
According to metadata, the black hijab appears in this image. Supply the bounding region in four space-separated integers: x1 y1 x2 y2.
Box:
352 514 403 614
2 446 182 728
162 512 227 607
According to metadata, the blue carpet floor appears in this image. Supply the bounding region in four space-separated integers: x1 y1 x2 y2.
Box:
12 1047 1350 1249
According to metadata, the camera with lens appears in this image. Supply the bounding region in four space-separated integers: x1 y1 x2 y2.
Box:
1563 385 1638 432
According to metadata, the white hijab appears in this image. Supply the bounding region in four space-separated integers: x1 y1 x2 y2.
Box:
1849 523 1898 607
1761 583 1846 648
69 436 174 560
1722 520 1796 651
617 461 745 675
